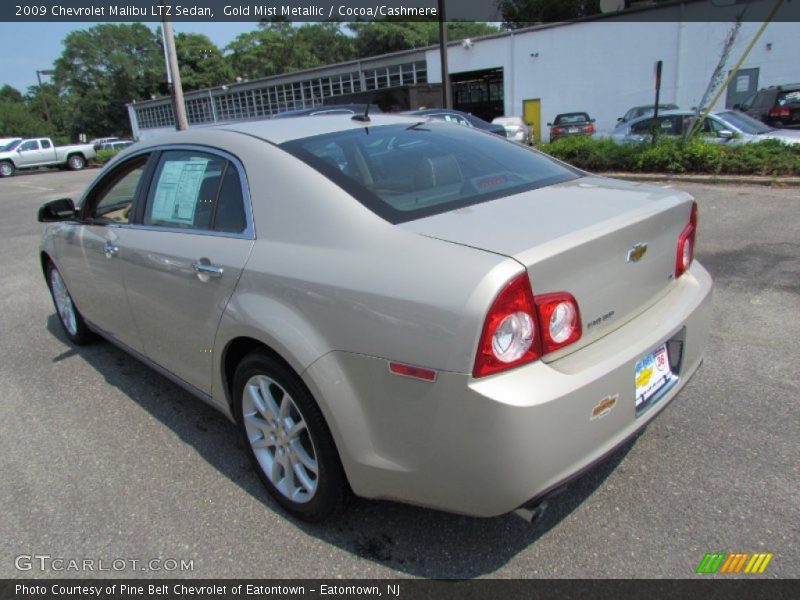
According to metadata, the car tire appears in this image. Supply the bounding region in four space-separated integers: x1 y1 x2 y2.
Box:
0 161 14 178
233 352 348 522
46 262 94 345
67 154 86 171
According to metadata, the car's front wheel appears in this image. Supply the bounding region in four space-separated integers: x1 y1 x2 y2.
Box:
46 262 94 344
233 352 348 521
0 161 14 178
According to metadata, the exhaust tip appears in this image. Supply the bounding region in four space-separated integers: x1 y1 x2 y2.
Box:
513 500 548 524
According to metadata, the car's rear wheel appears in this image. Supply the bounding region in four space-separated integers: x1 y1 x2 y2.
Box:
0 161 14 178
67 154 86 171
46 262 93 345
233 352 348 521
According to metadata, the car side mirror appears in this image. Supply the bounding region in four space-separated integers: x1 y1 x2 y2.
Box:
546 122 552 126
590 118 596 123
17 148 23 154
717 129 735 139
38 198 77 222
733 104 741 110
617 117 623 122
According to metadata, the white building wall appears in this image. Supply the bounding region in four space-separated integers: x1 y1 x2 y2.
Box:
426 18 798 142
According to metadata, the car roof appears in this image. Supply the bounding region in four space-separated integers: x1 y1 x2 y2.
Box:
554 112 591 119
135 114 426 149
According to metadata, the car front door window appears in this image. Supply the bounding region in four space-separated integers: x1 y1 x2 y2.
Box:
88 159 147 223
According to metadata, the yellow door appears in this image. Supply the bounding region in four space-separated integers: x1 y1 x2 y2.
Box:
523 99 542 145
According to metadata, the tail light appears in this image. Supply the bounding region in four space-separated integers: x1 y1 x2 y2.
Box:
585 123 595 133
473 273 582 378
675 201 698 278
552 126 564 135
768 106 791 118
535 292 582 355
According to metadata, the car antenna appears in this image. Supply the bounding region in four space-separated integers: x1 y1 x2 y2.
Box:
352 100 371 123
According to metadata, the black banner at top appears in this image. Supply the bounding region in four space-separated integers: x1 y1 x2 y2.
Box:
0 0 799 23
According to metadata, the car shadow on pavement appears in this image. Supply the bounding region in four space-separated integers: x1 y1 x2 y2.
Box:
46 315 636 579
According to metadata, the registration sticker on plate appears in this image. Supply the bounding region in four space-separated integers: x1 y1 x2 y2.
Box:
634 343 674 413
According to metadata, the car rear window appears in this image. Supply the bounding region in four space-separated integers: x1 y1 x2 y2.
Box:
280 122 577 224
777 90 800 106
717 111 772 134
555 113 591 125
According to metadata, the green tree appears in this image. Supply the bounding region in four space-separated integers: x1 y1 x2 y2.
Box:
0 100 49 138
0 85 24 103
497 0 601 28
25 83 71 142
227 23 355 80
54 23 163 137
173 32 234 91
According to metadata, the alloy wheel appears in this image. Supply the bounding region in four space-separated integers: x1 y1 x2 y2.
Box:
242 374 319 503
50 268 78 336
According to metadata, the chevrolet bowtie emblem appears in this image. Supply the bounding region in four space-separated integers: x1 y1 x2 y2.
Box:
627 243 648 263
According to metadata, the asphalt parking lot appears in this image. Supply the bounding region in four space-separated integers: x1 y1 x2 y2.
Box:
0 168 797 579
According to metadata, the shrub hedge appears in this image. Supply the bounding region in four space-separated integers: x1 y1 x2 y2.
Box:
540 136 800 176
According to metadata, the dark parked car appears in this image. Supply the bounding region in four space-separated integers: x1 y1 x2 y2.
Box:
548 112 596 142
272 104 382 119
618 104 679 124
735 84 800 128
407 108 507 137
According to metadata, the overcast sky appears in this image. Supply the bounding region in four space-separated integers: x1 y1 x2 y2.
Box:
0 21 258 93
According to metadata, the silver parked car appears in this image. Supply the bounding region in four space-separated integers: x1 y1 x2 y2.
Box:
612 109 800 145
39 115 712 522
491 116 533 144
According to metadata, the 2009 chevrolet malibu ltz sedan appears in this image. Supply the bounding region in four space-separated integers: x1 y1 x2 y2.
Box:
38 114 712 522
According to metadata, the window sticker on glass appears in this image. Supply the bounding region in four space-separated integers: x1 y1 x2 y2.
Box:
151 159 209 225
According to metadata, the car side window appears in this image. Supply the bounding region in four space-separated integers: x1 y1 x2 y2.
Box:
40 139 52 149
87 156 148 223
20 140 39 151
740 93 755 110
214 166 246 233
143 150 246 234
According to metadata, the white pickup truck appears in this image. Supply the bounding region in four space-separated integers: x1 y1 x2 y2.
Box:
0 137 96 177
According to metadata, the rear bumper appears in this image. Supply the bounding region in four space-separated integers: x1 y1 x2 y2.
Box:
303 262 713 517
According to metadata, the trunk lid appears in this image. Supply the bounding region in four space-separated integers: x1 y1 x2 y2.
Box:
401 176 695 355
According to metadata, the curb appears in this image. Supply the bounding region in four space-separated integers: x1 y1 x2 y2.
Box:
597 172 800 186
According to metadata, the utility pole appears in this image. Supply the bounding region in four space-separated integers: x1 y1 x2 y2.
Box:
652 60 663 143
438 0 452 109
36 69 56 140
160 1 188 131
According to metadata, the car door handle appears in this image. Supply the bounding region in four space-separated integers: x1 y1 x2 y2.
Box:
192 261 224 278
103 242 119 258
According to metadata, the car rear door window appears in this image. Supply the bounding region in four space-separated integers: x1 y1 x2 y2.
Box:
143 150 246 234
213 166 246 233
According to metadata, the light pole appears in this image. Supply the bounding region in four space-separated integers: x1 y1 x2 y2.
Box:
36 69 56 140
160 0 188 131
438 0 452 109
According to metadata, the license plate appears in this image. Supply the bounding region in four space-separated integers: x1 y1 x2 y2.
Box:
568 126 580 133
634 343 674 413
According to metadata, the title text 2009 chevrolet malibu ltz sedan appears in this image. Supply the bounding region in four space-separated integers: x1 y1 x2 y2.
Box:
38 115 712 522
